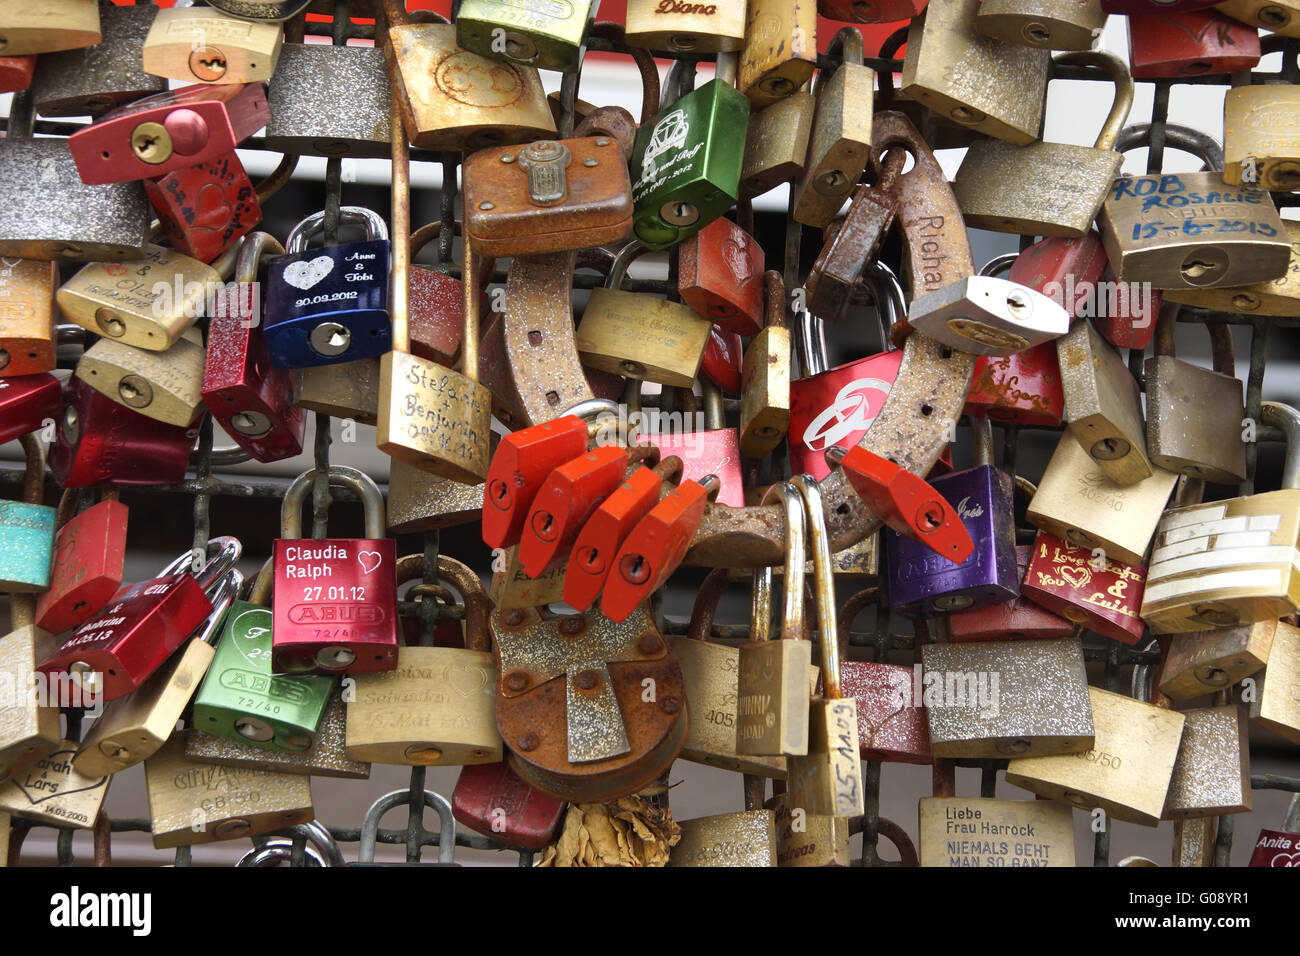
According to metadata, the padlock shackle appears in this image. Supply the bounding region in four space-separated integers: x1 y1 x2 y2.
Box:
1153 303 1236 377
210 237 244 283
751 565 772 646
796 309 829 376
762 269 786 332
194 568 243 648
1262 401 1300 490
686 566 731 643
236 231 286 285
837 586 881 658
7 90 34 141
246 819 346 866
813 26 865 98
971 414 995 469
19 432 45 506
714 51 739 89
979 254 1017 279
154 536 242 588
358 788 455 865
874 24 910 100
1053 51 1134 154
794 475 843 697
254 152 298 205
1284 793 1300 833
236 840 329 867
285 207 389 254
1115 123 1223 172
701 379 725 432
663 57 695 110
588 21 660 125
249 556 274 606
280 466 387 540
394 553 491 652
866 259 906 353
607 239 652 290
762 482 806 641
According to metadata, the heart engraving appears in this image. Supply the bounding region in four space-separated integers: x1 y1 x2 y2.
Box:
721 235 753 285
14 750 108 805
1058 565 1092 590
282 255 334 291
357 550 383 574
445 662 489 698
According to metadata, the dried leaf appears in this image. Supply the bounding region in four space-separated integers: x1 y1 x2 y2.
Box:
537 791 680 867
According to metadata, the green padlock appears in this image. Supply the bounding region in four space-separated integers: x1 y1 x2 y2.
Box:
629 54 749 251
0 435 55 593
191 564 334 752
454 0 598 75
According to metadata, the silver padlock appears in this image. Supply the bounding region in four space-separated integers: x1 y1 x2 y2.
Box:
908 275 1069 357
265 43 392 159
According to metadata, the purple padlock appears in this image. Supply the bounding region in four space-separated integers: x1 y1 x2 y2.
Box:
887 421 1018 617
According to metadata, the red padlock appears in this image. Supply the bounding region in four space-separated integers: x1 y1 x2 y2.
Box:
0 373 60 445
0 56 36 94
481 413 591 550
563 457 684 613
201 233 305 463
1128 10 1260 78
34 494 129 635
601 474 720 623
518 444 629 580
677 217 764 337
272 466 398 676
452 760 567 851
700 325 743 395
143 150 263 265
1099 0 1220 13
409 227 473 369
946 545 1075 642
645 382 745 508
819 1 928 22
48 377 199 488
37 537 238 702
69 82 270 185
829 445 973 563
1021 530 1147 645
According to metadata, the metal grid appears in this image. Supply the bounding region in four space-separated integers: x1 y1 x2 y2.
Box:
1 8 1298 866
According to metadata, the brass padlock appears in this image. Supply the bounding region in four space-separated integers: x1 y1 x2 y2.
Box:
1027 429 1178 567
1057 318 1153 486
668 806 779 867
1145 310 1247 484
0 738 110 829
489 545 568 610
901 0 1051 146
142 5 284 85
1164 221 1300 317
1165 703 1252 820
75 326 206 427
1215 0 1300 38
386 459 485 535
1224 84 1300 191
1005 685 1185 828
576 240 712 389
0 259 58 378
740 270 791 459
791 27 874 228
1173 818 1216 869
975 0 1108 50
625 0 747 54
295 357 381 424
144 733 314 848
740 86 815 199
0 0 100 55
1160 621 1275 701
1250 619 1300 745
265 41 391 158
952 51 1132 237
766 788 853 867
0 597 60 785
739 0 818 109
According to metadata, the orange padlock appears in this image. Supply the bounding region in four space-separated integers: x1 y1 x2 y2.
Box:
519 444 630 580
482 414 590 551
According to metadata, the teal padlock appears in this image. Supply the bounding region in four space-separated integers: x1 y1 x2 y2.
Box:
454 0 599 75
629 52 750 251
191 567 334 752
0 434 55 592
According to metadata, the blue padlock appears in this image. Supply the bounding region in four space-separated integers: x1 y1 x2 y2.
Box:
0 434 55 592
264 207 391 369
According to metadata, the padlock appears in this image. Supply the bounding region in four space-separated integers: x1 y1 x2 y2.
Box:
624 0 747 53
644 383 745 508
739 0 818 109
921 637 1094 758
700 325 742 395
838 591 931 763
236 821 342 868
518 444 629 579
1009 233 1110 321
740 87 814 199
1248 793 1300 866
1215 0 1300 37
785 475 864 819
0 435 55 593
0 374 60 446
0 56 35 93
34 492 128 636
75 326 206 428
1225 85 1300 193
901 0 1050 146
295 357 381 424
908 273 1070 358
1251 619 1300 745
1160 620 1274 700
455 0 597 74
141 5 283 84
976 0 1107 50
628 54 749 250
0 597 61 784
740 270 791 459
791 26 874 228
1057 319 1152 486
737 484 814 758
265 41 391 158
452 759 567 851
490 544 570 610
887 418 1018 617
1006 684 1185 827
202 233 304 463
353 788 458 866
1164 702 1252 819
0 0 100 55
1140 402 1300 633
766 788 854 867
49 376 200 488
0 738 110 830
30 1 163 118
668 803 779 867
208 0 311 19
819 0 927 20
60 241 236 353
1022 529 1147 644
492 603 687 802
143 150 264 265
144 733 313 849
482 411 593 550
381 3 554 153
190 563 335 754
0 258 58 377
1163 220 1300 317
677 217 765 336
272 466 398 676
1101 0 1220 10
1144 311 1247 484
0 90 149 262
37 538 239 703
576 241 712 388
347 555 502 767
953 51 1132 237
1128 9 1260 78
564 456 685 613
68 82 269 184
601 473 721 622
946 544 1076 643
71 565 242 778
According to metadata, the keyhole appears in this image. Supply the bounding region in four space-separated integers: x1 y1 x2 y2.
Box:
619 552 651 585
1258 5 1290 28
488 479 510 506
1089 437 1131 461
530 510 557 541
577 545 604 574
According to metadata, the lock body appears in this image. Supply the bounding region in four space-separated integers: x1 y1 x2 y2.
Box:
0 258 58 377
909 276 1070 358
975 0 1108 50
35 498 129 635
0 0 101 56
646 427 745 509
667 810 778 867
144 152 262 264
1160 620 1274 700
519 446 628 579
677 217 764 336
841 661 930 763
624 0 747 53
790 60 874 228
75 327 206 427
740 91 814 199
482 414 589 550
0 740 109 829
965 342 1064 427
576 289 712 388
1164 219 1300 317
1215 0 1300 38
947 545 1075 643
789 350 904 481
1224 85 1300 191
452 760 567 850
455 0 597 74
1145 354 1248 484
295 356 380 424
738 0 819 108
1022 530 1146 644
0 498 54 592
1251 620 1300 745
0 626 61 783
768 792 852 867
0 373 61 446
266 44 392 158
141 6 283 84
30 3 162 117
1165 705 1252 819
1128 9 1260 78
919 797 1076 867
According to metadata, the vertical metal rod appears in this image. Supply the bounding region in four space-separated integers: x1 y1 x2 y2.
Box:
390 74 411 355
1242 320 1269 497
